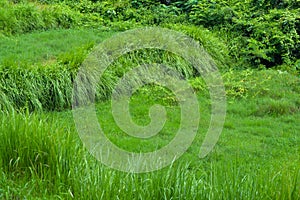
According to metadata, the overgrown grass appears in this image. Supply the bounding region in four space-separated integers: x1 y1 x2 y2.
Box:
0 70 299 198
0 26 299 199
0 0 83 36
0 26 231 111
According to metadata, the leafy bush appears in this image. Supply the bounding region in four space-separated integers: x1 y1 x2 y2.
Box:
190 0 235 27
0 2 18 35
232 9 299 68
190 0 300 69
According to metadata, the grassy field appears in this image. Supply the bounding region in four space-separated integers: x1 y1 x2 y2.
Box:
0 28 114 65
0 28 299 199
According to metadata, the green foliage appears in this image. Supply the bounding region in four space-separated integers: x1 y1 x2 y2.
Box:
0 1 299 198
189 0 300 69
249 0 300 10
0 1 82 35
171 0 198 12
190 69 300 119
65 0 183 26
1 0 299 70
190 0 235 27
231 9 300 68
222 69 300 99
0 29 200 111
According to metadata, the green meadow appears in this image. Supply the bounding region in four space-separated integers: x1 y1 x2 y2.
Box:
0 0 299 199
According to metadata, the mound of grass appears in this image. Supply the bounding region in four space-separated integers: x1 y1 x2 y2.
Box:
165 24 233 70
0 1 82 36
0 63 73 111
1 27 227 111
0 29 114 111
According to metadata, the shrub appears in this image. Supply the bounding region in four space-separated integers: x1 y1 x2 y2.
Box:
189 0 300 69
234 9 300 68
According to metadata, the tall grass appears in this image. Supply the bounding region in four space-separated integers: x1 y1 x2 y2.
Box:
1 54 299 113
0 65 299 198
0 0 82 36
0 63 73 111
164 24 233 71
0 30 202 111
0 109 299 199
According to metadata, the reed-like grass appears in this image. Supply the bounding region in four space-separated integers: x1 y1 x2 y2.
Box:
0 63 73 111
0 99 299 199
0 24 236 112
0 34 199 111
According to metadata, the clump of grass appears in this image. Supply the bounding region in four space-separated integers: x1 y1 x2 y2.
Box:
0 90 13 113
164 23 233 71
0 31 200 111
253 98 299 116
0 1 82 36
0 111 54 182
0 63 73 111
0 29 117 111
94 49 196 101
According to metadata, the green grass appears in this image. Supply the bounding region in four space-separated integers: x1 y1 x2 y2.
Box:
0 28 202 112
0 27 299 199
0 28 114 65
0 0 299 198
0 69 299 199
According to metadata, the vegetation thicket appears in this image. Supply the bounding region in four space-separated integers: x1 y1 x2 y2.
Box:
1 0 299 70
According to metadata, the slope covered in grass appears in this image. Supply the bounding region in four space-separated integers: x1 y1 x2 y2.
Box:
1 0 299 71
0 26 232 112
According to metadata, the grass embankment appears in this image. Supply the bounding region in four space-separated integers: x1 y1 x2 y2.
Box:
0 26 230 112
0 28 299 199
0 29 115 111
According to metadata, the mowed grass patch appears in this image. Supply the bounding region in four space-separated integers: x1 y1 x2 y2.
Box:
0 28 114 65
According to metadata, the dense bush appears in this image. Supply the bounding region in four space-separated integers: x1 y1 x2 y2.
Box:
229 8 299 68
189 0 300 69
